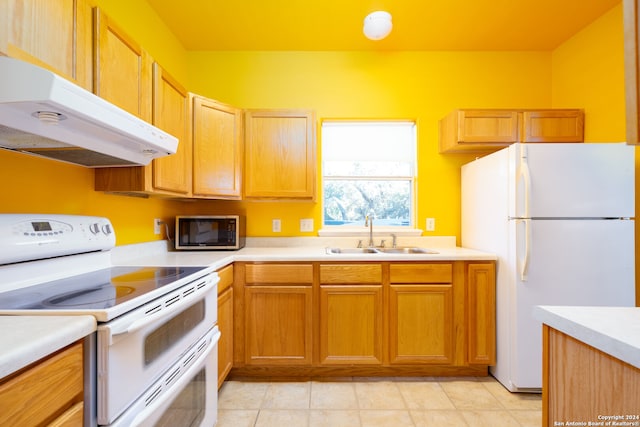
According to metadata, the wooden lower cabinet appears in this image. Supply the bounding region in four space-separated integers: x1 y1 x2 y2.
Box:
542 326 640 427
389 263 456 364
319 285 383 365
231 261 495 378
217 264 234 388
244 285 313 365
0 341 84 427
467 263 496 365
389 284 454 364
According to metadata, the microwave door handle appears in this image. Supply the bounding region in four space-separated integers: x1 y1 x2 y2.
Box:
110 277 214 339
127 328 220 427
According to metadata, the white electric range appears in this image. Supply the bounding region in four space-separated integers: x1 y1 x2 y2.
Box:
0 214 220 427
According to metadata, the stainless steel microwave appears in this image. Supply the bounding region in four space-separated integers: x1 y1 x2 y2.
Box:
175 215 245 250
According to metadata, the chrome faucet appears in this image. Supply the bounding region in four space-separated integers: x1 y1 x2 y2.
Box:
365 214 374 247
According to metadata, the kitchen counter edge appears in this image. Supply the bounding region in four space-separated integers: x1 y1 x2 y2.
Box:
0 315 96 379
534 305 640 369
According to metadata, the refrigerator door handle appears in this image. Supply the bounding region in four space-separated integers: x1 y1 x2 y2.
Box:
518 219 531 281
518 145 532 219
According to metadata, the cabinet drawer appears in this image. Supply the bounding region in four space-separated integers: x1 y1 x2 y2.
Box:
390 263 453 283
245 264 313 284
0 341 83 427
217 264 234 294
320 264 382 284
49 401 84 427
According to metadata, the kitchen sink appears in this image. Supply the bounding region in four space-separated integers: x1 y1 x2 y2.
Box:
325 247 380 254
376 247 439 254
325 247 438 255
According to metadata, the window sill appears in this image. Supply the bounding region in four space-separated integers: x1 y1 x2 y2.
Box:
318 228 423 237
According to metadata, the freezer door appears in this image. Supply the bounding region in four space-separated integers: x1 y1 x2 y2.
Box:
510 218 635 390
510 143 635 218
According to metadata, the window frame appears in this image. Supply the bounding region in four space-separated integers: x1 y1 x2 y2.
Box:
318 119 420 237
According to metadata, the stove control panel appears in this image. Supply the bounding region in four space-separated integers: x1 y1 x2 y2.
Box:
0 214 116 265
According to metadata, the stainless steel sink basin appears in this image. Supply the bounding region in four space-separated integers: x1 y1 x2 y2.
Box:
325 247 379 254
325 247 438 255
376 247 439 254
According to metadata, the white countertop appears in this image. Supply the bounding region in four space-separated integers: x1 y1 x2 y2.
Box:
534 305 640 369
111 237 497 268
0 237 495 379
0 315 96 379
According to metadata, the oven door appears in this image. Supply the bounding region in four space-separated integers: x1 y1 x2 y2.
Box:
97 273 218 424
108 326 220 427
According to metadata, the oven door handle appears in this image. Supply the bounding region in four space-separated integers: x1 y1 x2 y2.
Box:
127 327 220 427
110 288 209 338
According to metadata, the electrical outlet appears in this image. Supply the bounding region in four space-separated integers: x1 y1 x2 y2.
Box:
300 218 314 232
426 218 435 232
272 219 282 233
154 218 162 235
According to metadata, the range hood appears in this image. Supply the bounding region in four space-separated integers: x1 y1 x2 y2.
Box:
0 57 178 167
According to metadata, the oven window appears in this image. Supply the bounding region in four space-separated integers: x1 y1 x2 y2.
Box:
145 300 206 365
153 369 206 427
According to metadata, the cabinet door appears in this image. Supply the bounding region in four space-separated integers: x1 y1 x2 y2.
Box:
0 341 84 427
521 110 584 143
2 0 93 90
319 285 383 365
192 96 243 199
244 109 316 199
439 109 518 153
152 63 191 195
217 287 234 387
244 285 313 365
623 0 640 145
93 7 152 121
467 263 496 365
389 284 454 364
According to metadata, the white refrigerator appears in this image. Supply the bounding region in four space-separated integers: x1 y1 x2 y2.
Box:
461 142 635 392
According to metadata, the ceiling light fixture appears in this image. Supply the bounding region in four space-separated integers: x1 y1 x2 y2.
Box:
363 11 392 41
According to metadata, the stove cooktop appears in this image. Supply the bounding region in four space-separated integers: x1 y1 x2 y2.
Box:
0 266 209 312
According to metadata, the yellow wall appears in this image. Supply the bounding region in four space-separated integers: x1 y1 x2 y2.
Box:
0 0 190 246
188 51 552 238
552 3 626 141
0 0 627 246
551 3 638 306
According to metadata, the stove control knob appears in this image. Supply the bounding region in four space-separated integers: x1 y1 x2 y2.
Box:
102 223 113 235
89 223 101 235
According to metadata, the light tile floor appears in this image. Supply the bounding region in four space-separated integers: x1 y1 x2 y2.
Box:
217 376 542 427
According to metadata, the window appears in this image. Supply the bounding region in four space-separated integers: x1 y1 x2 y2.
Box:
321 120 417 229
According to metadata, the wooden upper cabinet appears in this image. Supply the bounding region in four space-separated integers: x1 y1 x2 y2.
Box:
1 0 93 90
439 109 584 154
623 0 640 145
191 95 243 199
521 110 584 143
244 109 316 200
152 63 191 195
93 7 152 121
439 110 519 154
93 14 191 197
